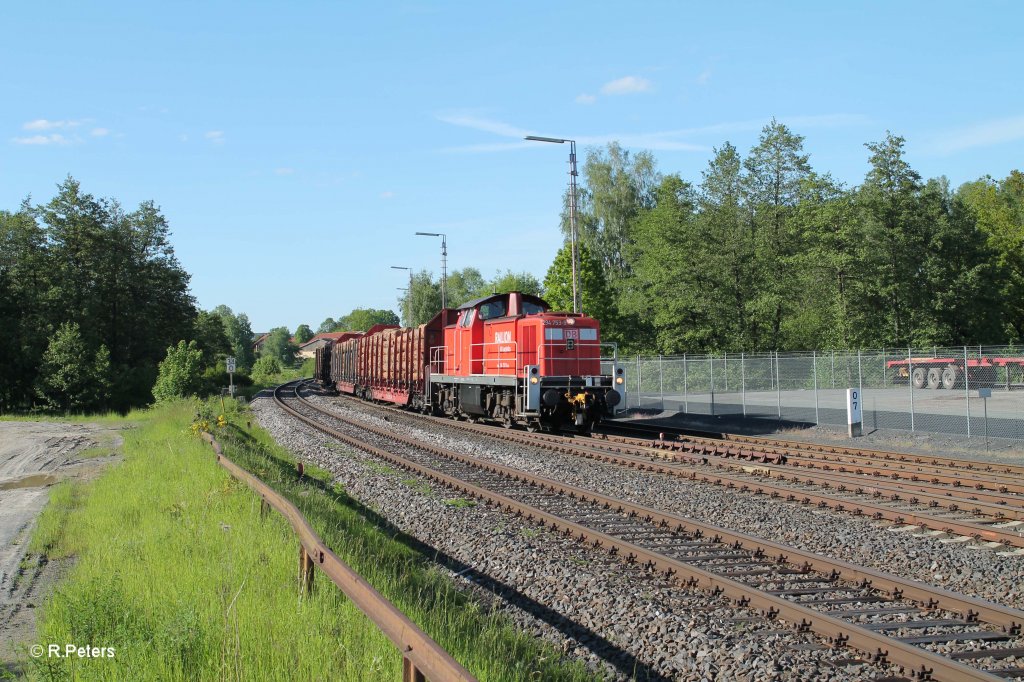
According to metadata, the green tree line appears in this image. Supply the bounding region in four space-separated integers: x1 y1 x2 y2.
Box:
550 124 1024 354
0 177 264 412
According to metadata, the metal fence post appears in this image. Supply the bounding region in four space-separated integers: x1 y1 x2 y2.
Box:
724 354 729 392
637 354 642 409
710 355 716 416
741 352 746 417
881 347 886 388
831 350 836 389
908 347 915 432
683 353 688 413
659 354 664 411
776 351 782 420
965 346 971 437
813 351 819 425
299 545 315 595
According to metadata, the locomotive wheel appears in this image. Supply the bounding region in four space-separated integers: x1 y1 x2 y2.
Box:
526 420 540 433
926 367 942 389
502 418 514 429
911 367 927 389
941 365 959 390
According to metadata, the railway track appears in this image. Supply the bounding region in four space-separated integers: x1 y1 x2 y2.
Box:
601 421 1024 488
317 393 1024 550
274 381 1024 681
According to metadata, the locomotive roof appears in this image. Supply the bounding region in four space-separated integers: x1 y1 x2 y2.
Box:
456 292 550 311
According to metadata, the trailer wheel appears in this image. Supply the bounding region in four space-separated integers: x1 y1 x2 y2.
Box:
911 367 927 389
926 367 942 389
941 365 959 390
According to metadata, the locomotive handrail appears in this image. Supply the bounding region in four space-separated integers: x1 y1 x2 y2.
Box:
201 429 476 682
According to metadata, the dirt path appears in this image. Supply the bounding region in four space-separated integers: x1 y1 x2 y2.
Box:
0 421 122 674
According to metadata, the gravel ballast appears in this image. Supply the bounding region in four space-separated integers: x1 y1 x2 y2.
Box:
306 393 1024 613
253 392 914 681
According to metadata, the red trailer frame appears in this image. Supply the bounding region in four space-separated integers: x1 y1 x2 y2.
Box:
886 355 1024 390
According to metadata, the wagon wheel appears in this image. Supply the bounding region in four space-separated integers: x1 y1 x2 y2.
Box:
941 365 959 390
911 367 927 389
926 367 942 389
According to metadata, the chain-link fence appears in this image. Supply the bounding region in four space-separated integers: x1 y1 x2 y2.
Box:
626 346 1024 440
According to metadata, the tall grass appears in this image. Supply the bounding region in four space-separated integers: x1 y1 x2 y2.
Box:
207 400 595 681
26 399 596 681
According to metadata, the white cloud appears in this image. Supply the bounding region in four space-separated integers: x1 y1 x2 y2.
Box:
91 127 110 137
436 112 866 154
927 115 1024 155
575 93 597 105
23 118 84 131
12 133 68 145
380 191 395 199
435 112 532 138
274 167 295 175
600 76 652 95
440 141 536 153
179 133 189 142
205 130 225 144
696 69 712 86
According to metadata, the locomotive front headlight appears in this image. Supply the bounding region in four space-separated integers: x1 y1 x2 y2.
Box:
530 376 539 384
615 376 624 384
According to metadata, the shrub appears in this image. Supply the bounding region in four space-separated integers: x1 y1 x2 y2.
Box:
152 341 203 403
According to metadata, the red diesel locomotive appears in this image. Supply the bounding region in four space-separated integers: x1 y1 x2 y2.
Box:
314 291 625 432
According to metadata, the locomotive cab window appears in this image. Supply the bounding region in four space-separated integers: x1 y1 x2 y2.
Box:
544 328 564 340
522 301 547 315
580 328 598 341
478 299 507 320
459 310 475 327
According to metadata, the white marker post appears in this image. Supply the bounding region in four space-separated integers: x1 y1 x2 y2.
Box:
226 357 236 397
847 388 863 437
979 387 992 450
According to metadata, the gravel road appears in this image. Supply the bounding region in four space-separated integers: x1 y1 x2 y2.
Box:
0 421 120 673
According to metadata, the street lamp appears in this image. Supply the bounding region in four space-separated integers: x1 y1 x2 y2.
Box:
391 266 413 325
414 232 447 309
525 135 580 314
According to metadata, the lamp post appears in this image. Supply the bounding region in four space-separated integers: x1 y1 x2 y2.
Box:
391 266 413 326
414 232 447 309
525 135 580 314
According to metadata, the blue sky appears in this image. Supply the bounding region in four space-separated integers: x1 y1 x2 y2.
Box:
3 2 1022 332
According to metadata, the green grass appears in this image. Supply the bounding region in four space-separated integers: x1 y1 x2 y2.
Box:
24 398 596 681
207 403 597 682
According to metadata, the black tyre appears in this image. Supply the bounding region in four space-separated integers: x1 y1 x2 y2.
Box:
911 367 927 389
927 367 942 389
941 365 958 390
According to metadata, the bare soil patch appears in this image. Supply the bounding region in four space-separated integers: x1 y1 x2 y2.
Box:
0 421 123 674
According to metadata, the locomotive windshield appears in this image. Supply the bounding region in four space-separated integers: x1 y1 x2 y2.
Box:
478 300 507 320
522 301 546 315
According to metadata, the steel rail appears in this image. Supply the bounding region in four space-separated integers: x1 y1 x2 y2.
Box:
456 419 1024 521
586 436 1024 520
726 432 1024 477
606 421 1024 483
342 396 1024 512
356 402 1024 547
280 385 1023 681
202 428 475 682
601 426 1024 494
